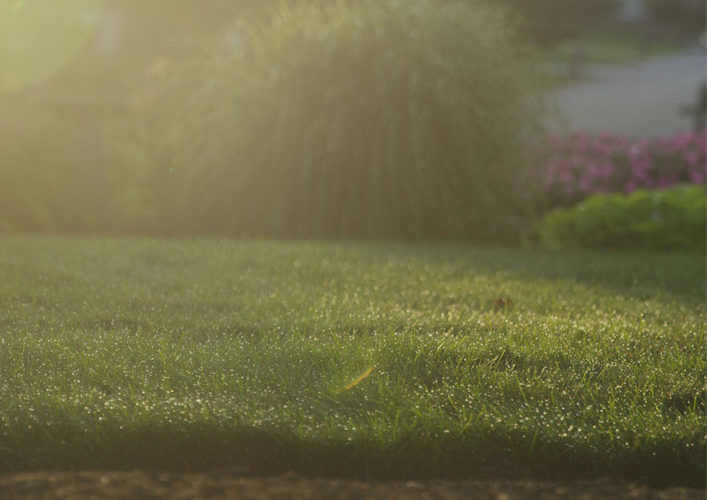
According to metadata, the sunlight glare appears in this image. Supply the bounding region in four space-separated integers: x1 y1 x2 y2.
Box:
0 0 104 93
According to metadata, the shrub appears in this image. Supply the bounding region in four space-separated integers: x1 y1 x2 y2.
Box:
529 184 706 251
171 0 544 242
539 131 707 209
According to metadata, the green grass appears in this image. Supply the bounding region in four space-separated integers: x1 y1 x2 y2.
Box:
542 27 687 85
0 237 704 486
553 31 683 66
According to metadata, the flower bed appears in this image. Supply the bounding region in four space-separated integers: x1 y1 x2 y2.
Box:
540 131 706 207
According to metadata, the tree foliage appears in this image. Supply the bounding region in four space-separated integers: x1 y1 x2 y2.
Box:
492 0 618 47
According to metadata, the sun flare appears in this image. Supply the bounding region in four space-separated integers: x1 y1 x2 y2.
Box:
0 0 104 93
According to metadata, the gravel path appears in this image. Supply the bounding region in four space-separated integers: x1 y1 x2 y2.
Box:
1 471 703 500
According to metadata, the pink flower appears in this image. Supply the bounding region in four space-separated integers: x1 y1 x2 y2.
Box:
689 171 705 184
538 130 707 205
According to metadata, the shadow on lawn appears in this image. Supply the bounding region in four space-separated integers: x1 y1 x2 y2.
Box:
1 423 702 488
413 245 706 305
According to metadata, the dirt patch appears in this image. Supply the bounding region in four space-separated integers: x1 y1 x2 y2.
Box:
0 471 703 500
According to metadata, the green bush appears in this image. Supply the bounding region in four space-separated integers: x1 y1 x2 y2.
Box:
171 0 543 242
529 185 707 251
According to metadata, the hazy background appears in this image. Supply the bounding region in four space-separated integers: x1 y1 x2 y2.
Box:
1 0 704 240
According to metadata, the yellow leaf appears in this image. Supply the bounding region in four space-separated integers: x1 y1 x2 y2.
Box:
342 366 375 392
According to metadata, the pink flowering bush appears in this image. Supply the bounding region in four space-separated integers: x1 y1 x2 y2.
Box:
540 131 706 208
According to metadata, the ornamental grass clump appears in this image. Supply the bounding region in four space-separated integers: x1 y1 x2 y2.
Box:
540 131 706 208
177 0 544 242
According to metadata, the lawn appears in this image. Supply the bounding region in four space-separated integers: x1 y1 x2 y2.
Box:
554 29 684 65
0 237 704 487
542 27 687 84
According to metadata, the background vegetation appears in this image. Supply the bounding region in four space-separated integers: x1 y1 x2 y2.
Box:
491 0 618 47
530 184 706 250
1 0 704 243
155 0 543 241
645 0 706 38
538 131 706 209
4 0 541 242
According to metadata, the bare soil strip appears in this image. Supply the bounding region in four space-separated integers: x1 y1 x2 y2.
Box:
0 472 702 500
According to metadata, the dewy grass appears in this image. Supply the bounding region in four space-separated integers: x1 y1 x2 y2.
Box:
0 238 704 486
